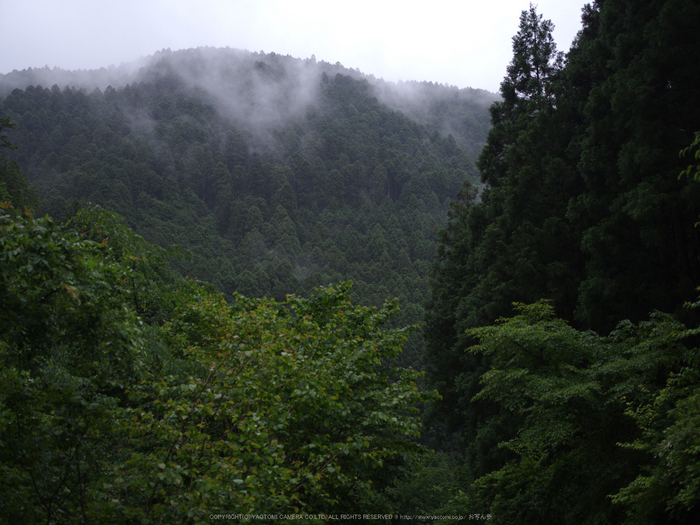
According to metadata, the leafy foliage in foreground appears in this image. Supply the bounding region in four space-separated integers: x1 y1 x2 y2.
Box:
0 205 433 523
462 302 700 524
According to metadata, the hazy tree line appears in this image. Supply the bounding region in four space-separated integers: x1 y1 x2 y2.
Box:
3 0 700 522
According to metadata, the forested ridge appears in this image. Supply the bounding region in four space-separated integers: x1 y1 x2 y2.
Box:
0 47 495 368
2 0 700 522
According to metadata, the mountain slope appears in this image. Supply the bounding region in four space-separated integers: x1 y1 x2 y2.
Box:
0 47 496 367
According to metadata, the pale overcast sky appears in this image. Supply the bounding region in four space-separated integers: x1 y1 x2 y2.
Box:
1 0 587 93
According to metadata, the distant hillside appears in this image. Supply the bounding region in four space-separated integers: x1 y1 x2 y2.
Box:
0 47 496 367
0 47 498 152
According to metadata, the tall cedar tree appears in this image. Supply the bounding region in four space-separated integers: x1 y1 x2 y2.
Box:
424 4 570 472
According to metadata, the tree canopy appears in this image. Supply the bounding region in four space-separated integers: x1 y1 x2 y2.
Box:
0 203 434 523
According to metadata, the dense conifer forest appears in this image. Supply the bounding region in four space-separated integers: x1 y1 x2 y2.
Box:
0 48 495 368
424 0 700 523
2 0 700 523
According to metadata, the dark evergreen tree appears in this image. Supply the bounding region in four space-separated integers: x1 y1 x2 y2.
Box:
0 117 40 210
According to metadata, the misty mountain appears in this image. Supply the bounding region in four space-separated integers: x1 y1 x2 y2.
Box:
0 47 498 153
0 46 495 367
